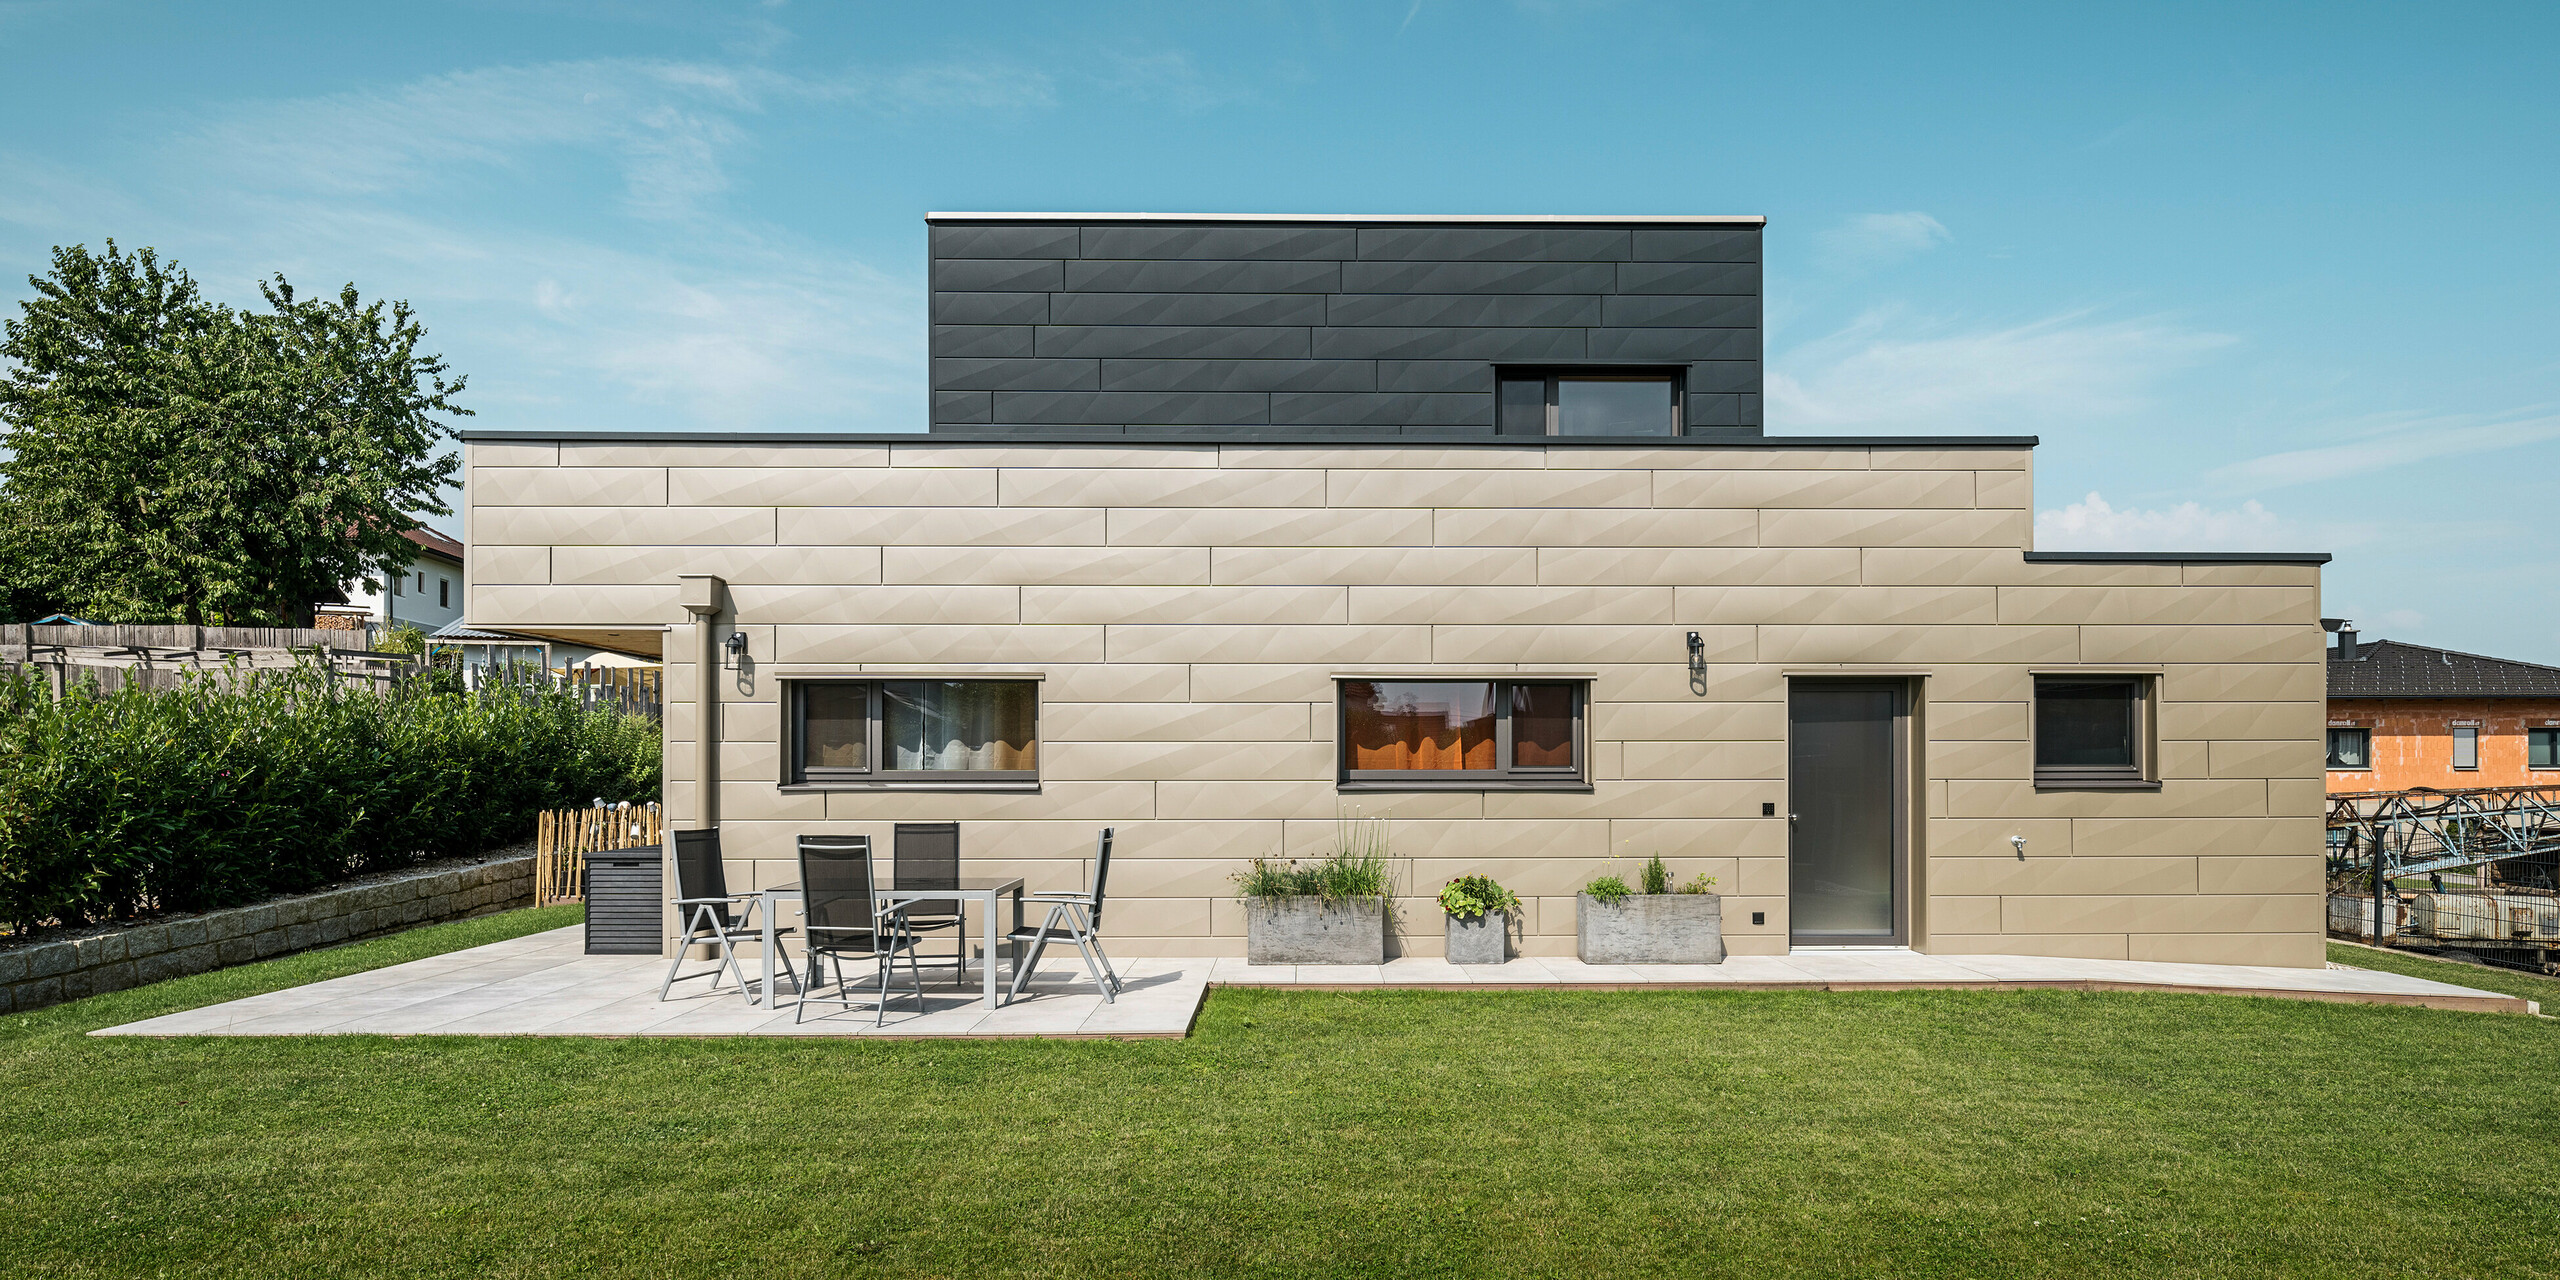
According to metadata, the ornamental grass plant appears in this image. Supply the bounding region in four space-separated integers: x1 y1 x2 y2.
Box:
0 660 658 932
1235 810 1393 902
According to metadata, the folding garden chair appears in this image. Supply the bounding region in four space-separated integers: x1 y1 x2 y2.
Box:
893 822 970 987
1001 827 1124 1004
794 834 925 1026
659 828 799 1003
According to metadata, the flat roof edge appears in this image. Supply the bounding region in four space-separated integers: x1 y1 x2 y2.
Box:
2023 550 2333 565
927 211 1767 226
460 430 2037 448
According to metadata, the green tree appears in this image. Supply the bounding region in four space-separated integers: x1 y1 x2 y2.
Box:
0 241 468 626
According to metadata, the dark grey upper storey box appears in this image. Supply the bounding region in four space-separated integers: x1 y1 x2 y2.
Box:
927 212 1765 437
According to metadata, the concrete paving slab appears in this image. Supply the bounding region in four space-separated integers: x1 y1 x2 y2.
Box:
87 925 2532 1039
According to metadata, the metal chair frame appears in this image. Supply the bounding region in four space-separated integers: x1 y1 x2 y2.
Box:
659 828 798 1003
1003 827 1124 1004
794 835 927 1026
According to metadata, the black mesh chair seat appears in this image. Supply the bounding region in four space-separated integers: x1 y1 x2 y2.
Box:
796 834 924 1026
659 828 799 1004
893 822 970 986
1002 828 1123 1004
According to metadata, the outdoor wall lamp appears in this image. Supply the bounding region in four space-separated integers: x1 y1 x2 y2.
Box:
724 631 749 663
1685 630 1709 697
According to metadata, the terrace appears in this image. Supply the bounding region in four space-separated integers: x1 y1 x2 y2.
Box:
91 925 2527 1039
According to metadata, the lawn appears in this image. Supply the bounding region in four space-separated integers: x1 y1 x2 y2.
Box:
2 911 2554 1280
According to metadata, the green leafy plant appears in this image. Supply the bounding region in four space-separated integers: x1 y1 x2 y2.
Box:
1234 811 1392 902
1438 874 1521 920
0 242 468 628
1585 874 1632 905
0 658 659 932
1640 854 1672 896
1680 872 1718 895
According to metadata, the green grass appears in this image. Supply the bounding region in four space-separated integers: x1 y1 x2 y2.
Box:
2326 938 2560 1009
3 913 2556 1279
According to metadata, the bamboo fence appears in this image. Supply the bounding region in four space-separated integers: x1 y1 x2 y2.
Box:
534 802 664 906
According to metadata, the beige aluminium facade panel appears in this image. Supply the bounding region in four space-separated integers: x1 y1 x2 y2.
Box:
466 436 2328 968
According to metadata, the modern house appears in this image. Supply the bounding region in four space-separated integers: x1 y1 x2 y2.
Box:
2325 626 2560 791
461 212 2334 967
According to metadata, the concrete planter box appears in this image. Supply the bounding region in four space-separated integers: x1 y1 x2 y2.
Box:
1577 893 1725 964
1246 897 1387 964
1445 911 1508 965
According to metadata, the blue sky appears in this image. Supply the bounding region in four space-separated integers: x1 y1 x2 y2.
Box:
3 1 2555 659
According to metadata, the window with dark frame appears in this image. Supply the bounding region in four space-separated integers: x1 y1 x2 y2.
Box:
1496 370 1682 436
2530 727 2560 770
2327 727 2372 770
438 577 449 608
1339 679 1586 787
789 680 1038 785
2452 725 2479 771
2032 676 2149 786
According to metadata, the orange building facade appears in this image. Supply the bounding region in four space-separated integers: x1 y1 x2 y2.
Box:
2325 633 2560 794
2325 698 2560 792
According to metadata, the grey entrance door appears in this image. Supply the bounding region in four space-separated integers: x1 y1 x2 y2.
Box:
1787 682 1905 945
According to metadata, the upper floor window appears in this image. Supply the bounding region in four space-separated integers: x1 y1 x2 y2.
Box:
1339 679 1586 789
1497 369 1682 436
2530 727 2560 770
2327 728 2371 770
2033 675 2151 787
788 680 1038 786
2452 725 2479 771
438 577 450 608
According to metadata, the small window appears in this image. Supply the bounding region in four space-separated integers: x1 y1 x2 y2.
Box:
2452 725 2479 771
391 575 403 597
1496 370 1682 436
2530 727 2560 769
788 680 1038 785
2033 676 2150 786
2327 728 2372 770
438 577 450 608
1339 679 1586 788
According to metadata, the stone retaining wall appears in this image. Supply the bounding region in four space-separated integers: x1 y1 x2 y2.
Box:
0 853 533 1014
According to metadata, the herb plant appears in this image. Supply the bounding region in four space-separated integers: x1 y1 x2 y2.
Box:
1438 874 1521 920
1640 854 1672 896
1680 872 1718 895
1234 811 1392 902
1585 874 1632 905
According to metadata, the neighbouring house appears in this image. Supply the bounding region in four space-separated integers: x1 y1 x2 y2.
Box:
2324 626 2560 791
326 527 468 636
461 212 2333 967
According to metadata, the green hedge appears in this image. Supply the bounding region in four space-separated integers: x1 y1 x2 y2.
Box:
0 663 660 931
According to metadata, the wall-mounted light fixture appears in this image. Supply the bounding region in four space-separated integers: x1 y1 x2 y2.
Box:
1686 630 1709 697
724 631 749 664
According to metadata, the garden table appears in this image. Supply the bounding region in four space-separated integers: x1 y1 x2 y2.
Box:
754 878 1026 1012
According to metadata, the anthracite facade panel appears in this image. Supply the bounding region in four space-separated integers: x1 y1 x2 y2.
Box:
930 216 1764 436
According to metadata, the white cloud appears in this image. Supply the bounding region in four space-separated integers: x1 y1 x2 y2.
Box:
2034 491 2294 552
1768 307 2236 433
1816 212 1951 271
176 60 759 223
50 51 1080 432
2204 408 2560 492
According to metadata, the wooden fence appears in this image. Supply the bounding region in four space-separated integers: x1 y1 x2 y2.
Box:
0 623 378 651
533 802 665 906
1 623 418 697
